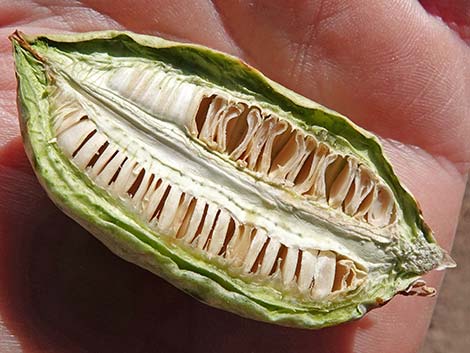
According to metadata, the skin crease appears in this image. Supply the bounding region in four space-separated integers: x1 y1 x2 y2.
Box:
0 0 469 352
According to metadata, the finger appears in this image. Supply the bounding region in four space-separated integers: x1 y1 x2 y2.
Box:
0 138 53 352
80 0 242 55
213 0 470 169
419 0 470 44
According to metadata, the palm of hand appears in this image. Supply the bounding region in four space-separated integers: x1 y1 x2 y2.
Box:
0 1 468 352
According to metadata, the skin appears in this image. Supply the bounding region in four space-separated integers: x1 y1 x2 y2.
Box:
0 0 468 352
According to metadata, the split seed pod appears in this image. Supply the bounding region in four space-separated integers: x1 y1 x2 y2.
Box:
10 31 454 328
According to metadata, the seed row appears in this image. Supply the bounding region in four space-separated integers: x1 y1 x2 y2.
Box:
53 109 366 298
191 95 396 227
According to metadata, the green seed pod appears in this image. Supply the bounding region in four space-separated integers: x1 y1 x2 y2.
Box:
10 30 454 328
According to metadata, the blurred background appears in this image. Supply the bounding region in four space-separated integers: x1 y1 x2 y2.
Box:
422 181 469 353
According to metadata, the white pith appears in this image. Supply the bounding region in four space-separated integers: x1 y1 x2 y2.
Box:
44 57 407 299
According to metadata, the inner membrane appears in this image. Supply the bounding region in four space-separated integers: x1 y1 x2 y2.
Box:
52 102 367 299
189 95 397 228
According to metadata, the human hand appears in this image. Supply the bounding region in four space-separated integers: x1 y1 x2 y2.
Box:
0 1 468 352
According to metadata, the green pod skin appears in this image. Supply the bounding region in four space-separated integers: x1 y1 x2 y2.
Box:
10 30 454 329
